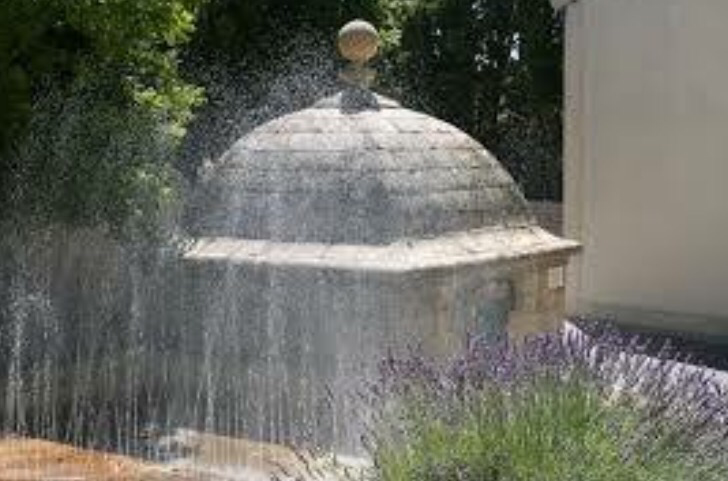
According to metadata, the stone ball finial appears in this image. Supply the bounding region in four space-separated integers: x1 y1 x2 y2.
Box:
338 20 379 64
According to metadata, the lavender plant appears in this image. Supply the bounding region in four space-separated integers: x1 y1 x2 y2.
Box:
365 325 728 481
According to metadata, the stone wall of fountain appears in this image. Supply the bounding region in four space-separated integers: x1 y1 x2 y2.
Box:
0 229 409 454
0 228 207 453
0 228 131 440
0 228 571 457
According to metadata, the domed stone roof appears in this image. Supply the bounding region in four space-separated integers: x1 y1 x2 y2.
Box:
191 88 534 245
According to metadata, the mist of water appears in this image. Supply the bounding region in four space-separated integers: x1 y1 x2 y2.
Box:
0 34 529 480
0 49 381 477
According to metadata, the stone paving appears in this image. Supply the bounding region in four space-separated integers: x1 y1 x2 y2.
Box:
0 438 187 481
0 434 366 481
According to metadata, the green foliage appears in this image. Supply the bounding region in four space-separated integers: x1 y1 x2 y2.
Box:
177 0 390 176
1 0 565 233
378 0 563 200
371 335 728 481
375 373 725 481
181 0 563 200
11 80 181 238
381 381 622 480
0 0 205 234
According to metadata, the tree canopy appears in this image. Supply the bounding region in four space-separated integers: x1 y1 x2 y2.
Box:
181 0 562 199
380 0 563 199
0 0 563 235
0 0 205 234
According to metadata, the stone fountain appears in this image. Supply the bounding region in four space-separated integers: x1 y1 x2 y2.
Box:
0 20 578 478
181 19 579 453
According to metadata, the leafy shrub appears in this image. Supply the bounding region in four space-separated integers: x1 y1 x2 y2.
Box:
7 78 184 239
367 328 728 481
0 0 205 234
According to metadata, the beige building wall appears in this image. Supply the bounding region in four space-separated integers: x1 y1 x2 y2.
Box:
557 0 728 336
